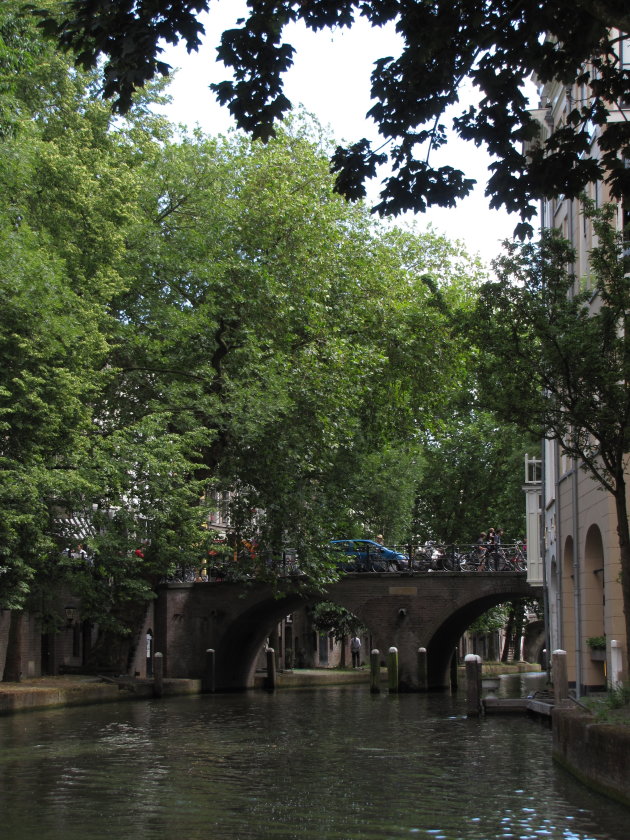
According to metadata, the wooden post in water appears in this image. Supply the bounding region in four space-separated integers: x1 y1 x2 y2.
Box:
417 647 428 692
202 648 216 693
370 649 381 693
552 649 568 705
388 646 399 693
153 651 164 698
465 654 482 716
265 647 276 691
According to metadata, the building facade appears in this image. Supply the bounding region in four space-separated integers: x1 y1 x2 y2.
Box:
529 35 630 693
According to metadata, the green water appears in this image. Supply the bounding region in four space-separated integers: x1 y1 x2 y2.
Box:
0 682 627 840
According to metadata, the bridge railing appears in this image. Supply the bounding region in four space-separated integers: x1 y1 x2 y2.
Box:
161 542 527 583
389 543 527 573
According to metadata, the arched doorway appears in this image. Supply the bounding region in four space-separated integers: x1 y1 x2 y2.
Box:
583 525 605 636
583 524 606 687
561 536 575 660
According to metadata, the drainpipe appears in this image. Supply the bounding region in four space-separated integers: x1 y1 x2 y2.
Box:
540 441 552 679
565 82 583 697
555 441 562 653
572 459 583 697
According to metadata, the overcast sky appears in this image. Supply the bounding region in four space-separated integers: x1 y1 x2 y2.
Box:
158 1 537 267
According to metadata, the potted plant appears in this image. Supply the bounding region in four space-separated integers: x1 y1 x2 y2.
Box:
586 636 606 661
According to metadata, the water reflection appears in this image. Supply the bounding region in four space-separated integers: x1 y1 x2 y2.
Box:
497 670 550 699
0 685 627 840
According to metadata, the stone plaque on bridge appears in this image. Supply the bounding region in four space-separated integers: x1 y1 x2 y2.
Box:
388 586 418 596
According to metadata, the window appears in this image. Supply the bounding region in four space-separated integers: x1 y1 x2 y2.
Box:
525 454 542 484
620 38 630 108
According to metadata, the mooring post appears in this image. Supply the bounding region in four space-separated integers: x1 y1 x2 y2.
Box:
202 648 216 693
153 651 164 698
417 647 428 692
552 649 568 705
388 646 399 693
465 654 482 716
370 649 381 693
265 646 276 691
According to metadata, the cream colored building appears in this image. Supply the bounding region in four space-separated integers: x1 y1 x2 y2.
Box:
529 34 629 693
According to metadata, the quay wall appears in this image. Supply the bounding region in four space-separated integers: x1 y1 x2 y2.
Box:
552 707 630 807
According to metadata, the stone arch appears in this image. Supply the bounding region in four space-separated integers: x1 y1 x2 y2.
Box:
214 593 307 690
561 536 575 657
214 590 385 690
426 590 536 689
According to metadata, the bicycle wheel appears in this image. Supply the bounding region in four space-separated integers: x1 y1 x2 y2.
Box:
440 551 457 571
459 553 477 572
496 551 509 571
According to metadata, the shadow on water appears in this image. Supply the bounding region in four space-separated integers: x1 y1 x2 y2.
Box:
0 681 628 840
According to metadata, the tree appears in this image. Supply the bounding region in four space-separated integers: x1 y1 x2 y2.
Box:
469 201 630 656
0 2 196 675
1 0 488 672
310 601 366 667
32 0 630 230
110 116 477 581
412 409 536 545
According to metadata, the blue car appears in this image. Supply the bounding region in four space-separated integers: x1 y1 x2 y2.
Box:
329 539 409 572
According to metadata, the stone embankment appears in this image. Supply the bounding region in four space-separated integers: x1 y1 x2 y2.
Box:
0 669 370 714
553 706 630 808
0 675 201 714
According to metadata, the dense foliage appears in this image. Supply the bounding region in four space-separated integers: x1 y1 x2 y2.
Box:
412 409 536 545
31 0 630 231
1 2 533 673
469 201 630 655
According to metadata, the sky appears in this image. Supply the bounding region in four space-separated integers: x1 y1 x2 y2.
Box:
158 1 538 267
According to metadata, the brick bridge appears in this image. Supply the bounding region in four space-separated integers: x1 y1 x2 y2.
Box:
154 572 541 691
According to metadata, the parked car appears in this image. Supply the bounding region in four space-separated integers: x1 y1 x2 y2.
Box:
329 539 409 572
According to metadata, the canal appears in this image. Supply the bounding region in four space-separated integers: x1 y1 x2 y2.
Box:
1 678 628 840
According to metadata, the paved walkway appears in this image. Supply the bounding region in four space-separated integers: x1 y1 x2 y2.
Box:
0 669 372 715
0 674 203 715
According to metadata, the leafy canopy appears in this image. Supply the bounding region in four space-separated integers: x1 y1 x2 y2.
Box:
471 201 630 497
30 0 630 232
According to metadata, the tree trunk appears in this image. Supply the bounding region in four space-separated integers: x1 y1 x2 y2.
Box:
2 610 24 682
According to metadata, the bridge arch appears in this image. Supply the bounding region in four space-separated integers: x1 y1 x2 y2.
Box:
425 589 539 688
155 573 541 691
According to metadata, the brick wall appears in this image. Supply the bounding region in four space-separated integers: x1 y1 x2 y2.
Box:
553 707 630 807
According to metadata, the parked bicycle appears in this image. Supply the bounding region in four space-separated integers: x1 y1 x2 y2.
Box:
458 543 527 572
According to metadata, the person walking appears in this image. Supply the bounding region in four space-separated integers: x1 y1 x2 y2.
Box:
475 532 487 570
350 635 362 668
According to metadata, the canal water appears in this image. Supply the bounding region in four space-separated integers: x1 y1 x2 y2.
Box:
1 677 628 840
